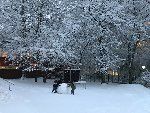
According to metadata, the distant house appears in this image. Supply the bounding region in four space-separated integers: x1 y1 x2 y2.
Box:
0 49 22 79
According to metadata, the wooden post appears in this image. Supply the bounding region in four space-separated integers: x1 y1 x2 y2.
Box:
70 69 71 82
35 77 37 82
43 77 46 83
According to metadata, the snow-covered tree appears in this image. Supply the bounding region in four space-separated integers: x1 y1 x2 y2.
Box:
0 0 149 83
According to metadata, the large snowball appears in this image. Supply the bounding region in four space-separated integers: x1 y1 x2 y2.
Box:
57 83 70 94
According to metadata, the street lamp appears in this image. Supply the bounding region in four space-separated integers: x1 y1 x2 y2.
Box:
141 65 148 72
142 66 146 69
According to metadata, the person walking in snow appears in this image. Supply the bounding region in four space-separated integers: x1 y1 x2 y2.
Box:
68 82 76 95
52 80 59 93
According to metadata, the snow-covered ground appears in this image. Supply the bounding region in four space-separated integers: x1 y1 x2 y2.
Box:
0 78 150 113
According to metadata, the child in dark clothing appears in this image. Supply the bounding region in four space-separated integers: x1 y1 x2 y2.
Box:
52 80 59 93
52 82 58 93
52 79 62 93
68 82 76 95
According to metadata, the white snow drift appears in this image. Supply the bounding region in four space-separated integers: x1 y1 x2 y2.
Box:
0 78 150 113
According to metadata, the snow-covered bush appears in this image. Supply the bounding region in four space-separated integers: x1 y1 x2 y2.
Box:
23 65 48 72
135 71 150 87
141 71 150 83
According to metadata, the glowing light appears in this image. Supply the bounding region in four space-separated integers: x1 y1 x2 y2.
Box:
142 66 146 69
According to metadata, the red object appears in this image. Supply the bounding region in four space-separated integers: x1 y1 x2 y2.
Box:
0 57 13 66
0 57 6 66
